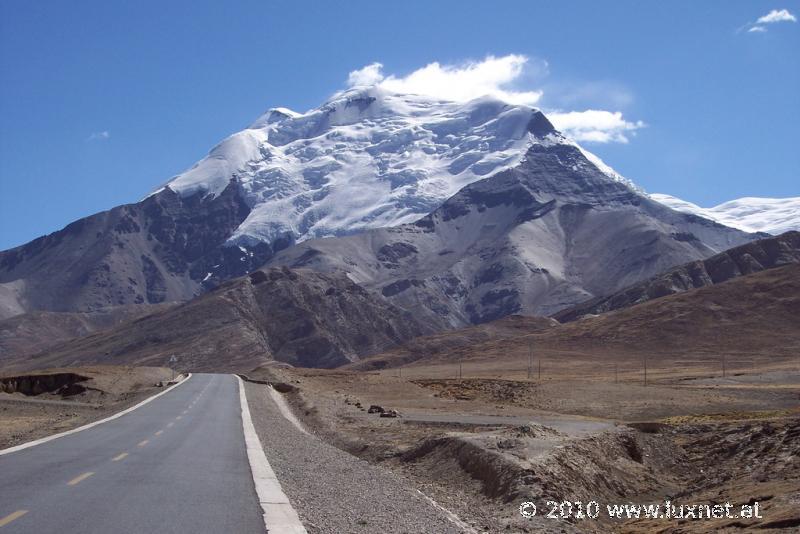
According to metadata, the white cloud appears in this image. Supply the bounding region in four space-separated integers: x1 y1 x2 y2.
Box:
548 110 645 144
744 8 796 33
87 131 110 141
347 62 384 86
346 55 644 144
347 55 543 105
756 9 797 24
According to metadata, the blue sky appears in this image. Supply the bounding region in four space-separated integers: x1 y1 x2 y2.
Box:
1 0 798 250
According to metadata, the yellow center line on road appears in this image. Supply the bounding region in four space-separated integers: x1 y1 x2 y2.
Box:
154 430 163 436
67 472 94 486
137 440 149 447
0 510 28 527
112 452 128 462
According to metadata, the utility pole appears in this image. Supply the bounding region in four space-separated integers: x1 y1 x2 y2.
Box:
459 358 463 380
527 343 533 380
643 356 648 386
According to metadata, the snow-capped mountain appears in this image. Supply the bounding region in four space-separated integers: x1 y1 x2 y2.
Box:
0 86 758 323
651 194 800 235
155 86 634 246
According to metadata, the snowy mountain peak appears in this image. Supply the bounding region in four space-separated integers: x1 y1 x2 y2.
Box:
154 86 635 246
251 107 302 128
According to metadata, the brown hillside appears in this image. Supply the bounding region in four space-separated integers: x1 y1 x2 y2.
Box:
5 267 438 373
358 263 800 372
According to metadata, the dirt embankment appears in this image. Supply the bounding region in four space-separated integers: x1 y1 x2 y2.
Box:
0 372 91 396
0 365 173 450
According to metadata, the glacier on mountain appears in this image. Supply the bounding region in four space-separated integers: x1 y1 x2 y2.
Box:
153 86 636 246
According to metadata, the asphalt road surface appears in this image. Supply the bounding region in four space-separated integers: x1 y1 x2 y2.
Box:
0 374 265 533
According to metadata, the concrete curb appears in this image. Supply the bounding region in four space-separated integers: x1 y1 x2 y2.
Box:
0 373 192 456
236 375 307 534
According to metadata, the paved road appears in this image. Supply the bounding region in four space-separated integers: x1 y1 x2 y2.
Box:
0 374 265 533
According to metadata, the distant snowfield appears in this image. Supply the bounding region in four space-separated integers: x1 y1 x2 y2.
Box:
651 194 800 235
152 86 632 246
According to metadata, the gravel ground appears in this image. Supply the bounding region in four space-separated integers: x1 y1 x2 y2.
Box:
245 382 468 534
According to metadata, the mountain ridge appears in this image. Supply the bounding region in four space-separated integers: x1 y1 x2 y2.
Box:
553 230 800 322
347 263 800 372
3 267 437 372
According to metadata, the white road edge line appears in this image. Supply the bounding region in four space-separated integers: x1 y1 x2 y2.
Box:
236 375 307 534
0 374 192 456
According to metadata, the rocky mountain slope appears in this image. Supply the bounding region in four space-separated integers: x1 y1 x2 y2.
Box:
0 182 267 320
267 138 757 326
4 267 435 372
354 263 800 370
651 193 800 235
554 230 800 322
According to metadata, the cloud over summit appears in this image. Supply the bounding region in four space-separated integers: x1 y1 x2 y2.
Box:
347 55 543 105
347 55 643 144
